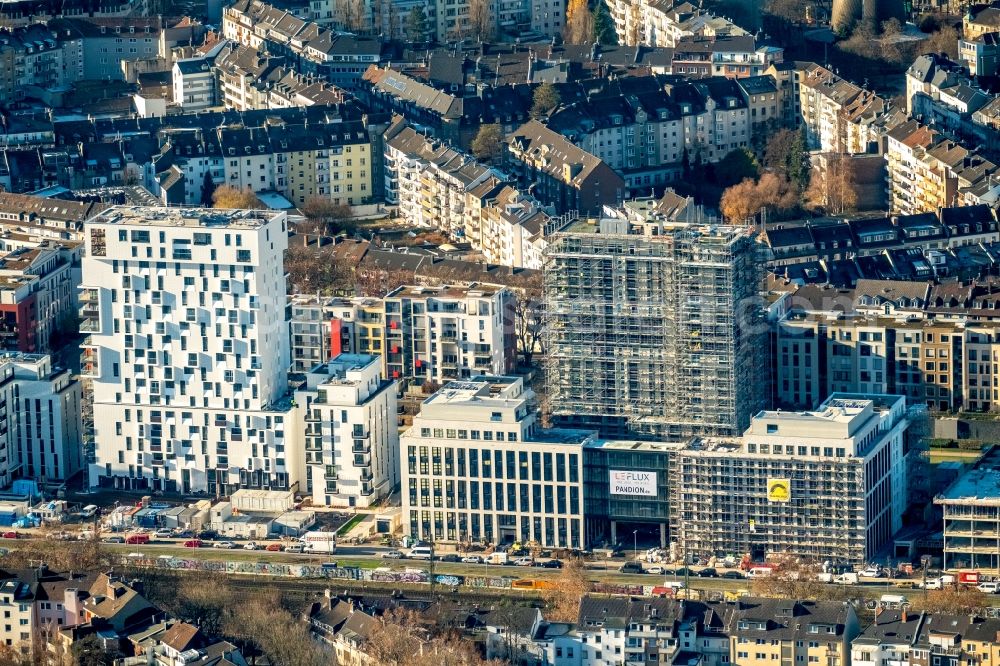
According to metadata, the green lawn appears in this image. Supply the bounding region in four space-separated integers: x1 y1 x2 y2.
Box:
335 513 366 536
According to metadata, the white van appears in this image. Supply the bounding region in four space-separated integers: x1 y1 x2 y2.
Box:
747 567 774 579
880 594 909 608
408 545 433 560
977 581 1000 594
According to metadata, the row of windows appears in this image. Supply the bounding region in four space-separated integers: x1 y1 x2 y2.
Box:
408 478 580 513
407 446 579 482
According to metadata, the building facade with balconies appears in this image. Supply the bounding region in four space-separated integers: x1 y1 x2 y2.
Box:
81 206 299 495
294 354 398 508
382 284 515 386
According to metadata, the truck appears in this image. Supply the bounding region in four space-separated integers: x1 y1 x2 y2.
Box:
299 531 337 554
486 551 509 565
959 571 980 585
833 572 859 585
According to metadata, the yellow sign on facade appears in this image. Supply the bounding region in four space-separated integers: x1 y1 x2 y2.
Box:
767 479 791 502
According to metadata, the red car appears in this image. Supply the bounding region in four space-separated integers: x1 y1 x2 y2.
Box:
2 531 17 539
125 534 150 545
266 543 283 552
183 539 203 548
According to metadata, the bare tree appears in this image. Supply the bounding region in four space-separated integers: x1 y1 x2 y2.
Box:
300 197 355 236
545 557 591 622
803 154 857 214
467 0 495 40
512 284 544 366
910 586 989 615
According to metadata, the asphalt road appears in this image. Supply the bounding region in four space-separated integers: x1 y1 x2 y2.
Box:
2 533 949 604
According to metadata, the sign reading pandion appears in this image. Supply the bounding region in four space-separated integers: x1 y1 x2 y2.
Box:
609 470 657 496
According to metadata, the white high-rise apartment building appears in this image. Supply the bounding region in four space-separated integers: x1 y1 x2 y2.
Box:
294 354 399 508
8 353 83 483
81 207 297 495
0 353 82 487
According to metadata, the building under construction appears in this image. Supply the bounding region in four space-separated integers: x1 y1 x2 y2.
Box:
669 394 910 566
543 224 768 440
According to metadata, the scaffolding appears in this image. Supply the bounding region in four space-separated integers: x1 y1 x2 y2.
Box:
542 226 768 439
667 446 868 565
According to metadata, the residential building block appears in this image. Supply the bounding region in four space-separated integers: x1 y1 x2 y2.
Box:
294 354 399 508
81 206 298 495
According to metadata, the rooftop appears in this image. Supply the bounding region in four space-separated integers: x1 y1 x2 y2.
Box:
936 446 1000 506
89 206 283 229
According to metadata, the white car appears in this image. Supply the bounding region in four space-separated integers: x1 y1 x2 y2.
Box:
859 568 882 578
381 550 404 559
513 557 535 567
461 555 482 564
977 581 999 594
243 542 260 550
154 529 173 539
647 566 665 575
213 541 237 549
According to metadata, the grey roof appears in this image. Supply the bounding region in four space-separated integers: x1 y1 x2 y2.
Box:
854 278 931 304
577 595 682 630
722 598 853 640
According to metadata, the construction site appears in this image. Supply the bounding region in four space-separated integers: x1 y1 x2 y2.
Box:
543 224 768 440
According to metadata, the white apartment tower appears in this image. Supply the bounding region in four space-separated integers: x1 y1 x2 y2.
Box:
9 353 83 483
81 207 297 495
294 354 399 508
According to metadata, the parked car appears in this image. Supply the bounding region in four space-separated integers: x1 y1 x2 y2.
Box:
439 554 460 563
265 543 283 552
243 542 260 550
860 567 882 578
197 530 219 540
461 555 483 564
381 550 404 559
285 544 304 553
540 559 563 569
183 539 203 548
1 532 18 539
977 581 1000 594
698 568 719 578
213 541 237 549
173 529 194 538
675 568 691 577
125 534 150 545
647 566 665 575
513 557 535 567
619 562 644 574
154 529 173 539
722 571 745 580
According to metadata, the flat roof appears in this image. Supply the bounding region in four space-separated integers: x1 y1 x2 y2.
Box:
584 439 684 452
937 446 1000 505
89 206 282 230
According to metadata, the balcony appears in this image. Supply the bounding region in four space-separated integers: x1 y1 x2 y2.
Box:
352 441 371 454
80 348 99 378
360 470 373 481
324 465 339 480
352 453 371 467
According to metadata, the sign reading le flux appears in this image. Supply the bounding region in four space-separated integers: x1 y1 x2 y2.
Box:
609 470 657 497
